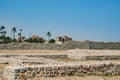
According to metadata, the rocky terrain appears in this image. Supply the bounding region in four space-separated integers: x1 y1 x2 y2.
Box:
0 49 120 80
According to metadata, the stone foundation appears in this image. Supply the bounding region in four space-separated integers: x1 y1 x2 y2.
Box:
2 62 120 80
1 49 120 80
0 53 67 64
68 49 120 60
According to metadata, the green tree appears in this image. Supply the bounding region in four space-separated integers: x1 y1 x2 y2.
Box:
0 30 2 39
3 37 12 43
47 31 51 41
3 31 7 38
49 39 55 43
20 29 22 42
20 29 22 36
12 27 16 41
17 29 23 42
0 26 5 38
18 33 21 37
20 29 22 33
25 38 33 42
1 26 5 32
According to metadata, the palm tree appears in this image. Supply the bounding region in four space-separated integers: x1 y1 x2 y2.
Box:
11 30 12 39
18 33 21 42
18 32 21 37
0 26 5 38
47 31 51 41
20 29 22 33
12 27 16 40
1 26 5 31
0 29 2 38
20 29 22 42
20 29 22 37
0 32 2 39
3 31 7 38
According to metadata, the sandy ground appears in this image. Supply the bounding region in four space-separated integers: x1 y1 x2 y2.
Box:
30 76 120 80
0 64 7 78
1 50 120 55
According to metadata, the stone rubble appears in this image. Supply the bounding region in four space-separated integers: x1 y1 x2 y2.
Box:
2 61 120 80
1 49 120 80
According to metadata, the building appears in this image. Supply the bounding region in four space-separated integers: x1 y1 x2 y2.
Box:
31 35 45 43
31 35 40 40
56 36 72 44
17 37 26 42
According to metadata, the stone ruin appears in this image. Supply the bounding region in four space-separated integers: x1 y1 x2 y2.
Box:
1 49 120 80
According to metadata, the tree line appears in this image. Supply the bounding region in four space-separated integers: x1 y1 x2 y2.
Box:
0 26 55 44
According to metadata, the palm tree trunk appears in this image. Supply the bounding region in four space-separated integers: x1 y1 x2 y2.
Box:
48 36 50 42
1 30 3 38
11 30 12 40
13 32 15 40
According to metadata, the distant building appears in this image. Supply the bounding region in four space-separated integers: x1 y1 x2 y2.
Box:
31 35 40 40
17 37 26 42
31 35 45 42
56 36 72 44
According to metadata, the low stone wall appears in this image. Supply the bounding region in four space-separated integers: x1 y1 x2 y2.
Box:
0 53 68 64
85 55 120 60
2 62 120 80
26 54 67 59
68 49 120 60
0 54 67 59
0 41 120 50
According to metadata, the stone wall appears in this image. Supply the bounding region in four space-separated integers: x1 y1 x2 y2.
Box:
26 54 67 59
68 49 120 60
1 50 120 80
0 53 67 64
2 62 120 80
0 41 120 50
85 55 120 60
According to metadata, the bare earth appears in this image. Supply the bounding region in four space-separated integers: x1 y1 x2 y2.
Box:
0 50 120 80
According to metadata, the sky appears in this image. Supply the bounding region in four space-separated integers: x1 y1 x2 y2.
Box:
0 0 120 42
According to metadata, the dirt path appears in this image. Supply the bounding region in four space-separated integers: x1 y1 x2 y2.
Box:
0 64 7 78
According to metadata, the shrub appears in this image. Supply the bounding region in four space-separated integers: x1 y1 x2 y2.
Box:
49 39 55 43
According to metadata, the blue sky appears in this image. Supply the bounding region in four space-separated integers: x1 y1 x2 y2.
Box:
0 0 120 41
